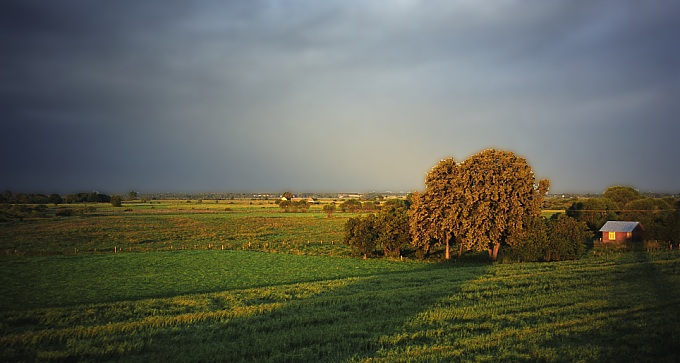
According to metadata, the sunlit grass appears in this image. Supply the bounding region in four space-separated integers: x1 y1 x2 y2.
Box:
0 200 353 256
2 251 680 362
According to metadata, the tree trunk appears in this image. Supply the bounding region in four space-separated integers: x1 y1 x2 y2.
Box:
489 243 501 261
445 233 451 260
458 243 463 258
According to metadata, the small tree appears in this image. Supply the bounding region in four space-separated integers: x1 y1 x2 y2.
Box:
296 200 311 213
510 216 549 262
111 195 123 207
362 201 378 212
545 214 590 261
376 202 410 257
344 214 379 258
279 200 291 212
322 203 336 218
340 199 362 213
48 194 63 206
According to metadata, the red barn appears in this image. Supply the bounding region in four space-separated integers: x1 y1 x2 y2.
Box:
599 221 644 243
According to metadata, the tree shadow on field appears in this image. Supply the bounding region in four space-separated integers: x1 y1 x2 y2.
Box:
544 248 680 362
126 261 490 362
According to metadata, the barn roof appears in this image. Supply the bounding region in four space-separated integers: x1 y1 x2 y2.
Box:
599 221 643 232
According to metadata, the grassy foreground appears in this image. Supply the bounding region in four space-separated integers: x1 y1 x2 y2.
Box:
2 250 680 362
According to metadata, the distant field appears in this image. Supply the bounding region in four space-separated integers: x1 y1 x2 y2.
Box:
1 250 679 362
541 209 565 218
0 199 353 257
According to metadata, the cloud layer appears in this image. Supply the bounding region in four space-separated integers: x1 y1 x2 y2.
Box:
2 0 679 193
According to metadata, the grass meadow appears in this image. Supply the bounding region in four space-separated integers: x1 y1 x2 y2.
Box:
1 200 680 362
0 200 350 256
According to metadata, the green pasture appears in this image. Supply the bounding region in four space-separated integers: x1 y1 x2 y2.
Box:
2 250 679 362
0 199 353 256
0 251 425 311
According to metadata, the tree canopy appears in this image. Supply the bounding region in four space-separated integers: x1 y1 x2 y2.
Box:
409 149 549 261
603 186 641 209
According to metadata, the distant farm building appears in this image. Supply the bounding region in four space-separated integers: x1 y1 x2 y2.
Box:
599 221 644 243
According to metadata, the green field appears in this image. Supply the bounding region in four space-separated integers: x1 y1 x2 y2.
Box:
2 200 680 362
0 200 352 256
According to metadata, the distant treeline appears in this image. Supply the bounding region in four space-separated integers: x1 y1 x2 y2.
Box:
0 191 111 205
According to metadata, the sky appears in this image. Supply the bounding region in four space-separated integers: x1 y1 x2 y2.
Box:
1 0 679 195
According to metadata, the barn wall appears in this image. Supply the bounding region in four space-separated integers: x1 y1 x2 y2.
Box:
601 228 643 243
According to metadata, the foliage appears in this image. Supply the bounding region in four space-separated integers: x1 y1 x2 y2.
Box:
279 200 311 213
411 150 549 261
510 216 549 262
621 198 672 241
111 195 123 207
566 197 619 232
0 204 49 221
409 158 459 259
48 193 63 205
544 214 590 261
339 199 362 213
375 202 410 257
566 193 679 243
408 191 438 258
344 202 410 258
322 203 336 217
344 214 379 257
511 215 590 262
661 200 680 244
361 201 378 212
603 185 642 209
64 192 112 203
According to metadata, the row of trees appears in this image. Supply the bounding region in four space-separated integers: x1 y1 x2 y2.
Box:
344 149 591 262
1 191 65 205
0 191 114 205
566 185 680 243
278 200 311 213
338 199 387 213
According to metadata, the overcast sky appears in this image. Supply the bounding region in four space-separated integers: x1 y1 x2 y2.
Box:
2 1 679 194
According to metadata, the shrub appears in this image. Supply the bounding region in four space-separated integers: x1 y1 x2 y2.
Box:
56 208 76 217
344 203 410 258
111 195 123 207
511 214 591 262
344 214 378 258
322 203 336 217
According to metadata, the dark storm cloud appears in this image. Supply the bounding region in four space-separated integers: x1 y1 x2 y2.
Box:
2 0 679 193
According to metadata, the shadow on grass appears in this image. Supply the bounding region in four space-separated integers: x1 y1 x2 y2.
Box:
123 262 491 362
605 248 680 361
545 248 680 362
